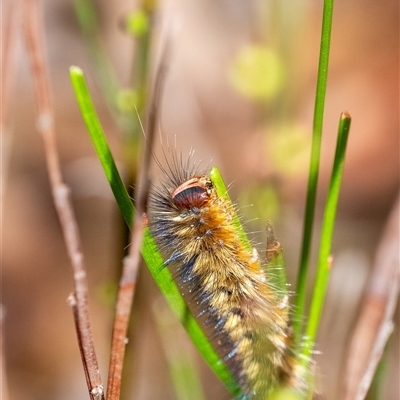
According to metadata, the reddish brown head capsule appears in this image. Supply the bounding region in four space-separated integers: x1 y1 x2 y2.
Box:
171 177 210 209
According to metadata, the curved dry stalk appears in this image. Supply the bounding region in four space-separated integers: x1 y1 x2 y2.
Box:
1 4 22 399
1 0 21 199
342 193 399 400
105 31 171 400
22 1 104 399
2 0 20 127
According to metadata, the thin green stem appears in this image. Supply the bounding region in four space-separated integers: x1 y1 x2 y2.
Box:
293 0 335 340
153 302 206 400
300 112 351 367
73 0 120 118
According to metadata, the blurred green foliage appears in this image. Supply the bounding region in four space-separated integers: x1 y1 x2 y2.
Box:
229 45 284 100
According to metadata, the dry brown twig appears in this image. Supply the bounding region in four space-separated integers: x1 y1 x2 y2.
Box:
22 1 104 399
1 0 20 199
106 31 171 400
343 193 400 400
1 3 21 398
2 0 20 129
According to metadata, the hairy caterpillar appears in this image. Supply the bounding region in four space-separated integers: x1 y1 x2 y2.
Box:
148 156 302 399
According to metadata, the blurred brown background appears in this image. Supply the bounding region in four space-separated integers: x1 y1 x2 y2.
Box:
2 0 399 399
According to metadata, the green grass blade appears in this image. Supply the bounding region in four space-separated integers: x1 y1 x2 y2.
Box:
69 66 133 228
300 112 351 367
294 0 335 340
70 67 241 397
